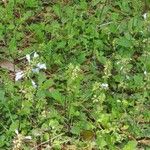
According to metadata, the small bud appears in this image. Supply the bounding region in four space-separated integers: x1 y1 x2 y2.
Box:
143 13 147 20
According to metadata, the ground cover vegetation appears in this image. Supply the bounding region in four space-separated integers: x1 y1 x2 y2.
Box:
0 0 150 149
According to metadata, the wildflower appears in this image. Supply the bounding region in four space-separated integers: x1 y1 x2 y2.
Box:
143 13 147 20
16 52 46 82
31 80 37 88
33 52 39 58
15 71 24 81
26 54 30 63
71 65 80 80
37 63 46 70
144 70 147 75
26 52 39 62
101 83 108 89
32 63 46 73
13 130 23 150
13 129 32 150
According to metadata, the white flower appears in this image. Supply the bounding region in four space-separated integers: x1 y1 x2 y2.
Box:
31 80 37 88
37 63 46 70
15 71 24 81
33 52 39 58
143 13 147 20
26 54 31 63
144 70 147 75
101 83 109 89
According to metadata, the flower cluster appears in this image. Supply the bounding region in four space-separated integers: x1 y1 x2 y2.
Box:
12 130 32 150
15 52 46 88
103 60 112 79
67 63 81 80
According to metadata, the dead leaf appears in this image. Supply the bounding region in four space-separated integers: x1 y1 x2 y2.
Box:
62 145 77 150
0 60 21 72
138 138 150 146
80 130 95 141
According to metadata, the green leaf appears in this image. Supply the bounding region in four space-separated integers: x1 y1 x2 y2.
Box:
9 37 17 54
25 0 38 8
96 136 107 148
56 41 66 49
9 120 19 132
43 132 49 141
0 90 5 101
0 136 5 147
123 141 137 150
92 0 101 6
42 79 54 89
77 53 86 64
70 125 81 135
53 4 61 17
51 90 62 104
116 37 132 48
